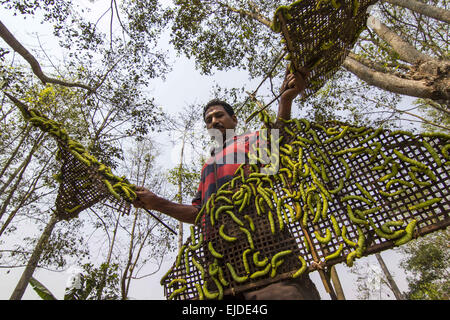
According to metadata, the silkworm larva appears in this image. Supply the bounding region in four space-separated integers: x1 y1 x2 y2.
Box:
103 179 121 200
394 219 418 246
218 265 229 286
270 259 285 278
355 226 366 258
209 262 219 277
225 210 244 227
442 144 450 160
194 205 206 225
378 162 399 182
64 205 82 213
175 245 187 268
420 131 450 140
268 210 276 234
324 126 349 144
194 283 204 300
315 146 331 165
184 248 191 273
307 129 322 145
368 218 406 240
271 250 292 270
330 214 341 236
202 280 219 300
238 193 249 213
242 248 252 274
356 206 382 219
250 263 271 279
258 186 274 210
208 241 224 259
320 192 329 220
239 227 255 250
290 255 308 279
408 198 442 211
253 251 269 267
168 285 187 300
341 225 357 247
226 263 248 283
325 243 344 261
283 203 296 222
310 170 332 200
389 130 414 137
386 179 413 190
379 188 405 198
192 255 205 280
244 214 255 232
346 204 369 226
329 178 344 194
346 250 358 267
394 149 427 169
408 171 432 187
219 224 237 242
380 220 404 234
355 183 375 203
341 195 372 206
422 141 442 167
314 228 332 244
312 196 322 224
284 125 296 137
215 195 233 205
338 157 351 179
276 200 285 231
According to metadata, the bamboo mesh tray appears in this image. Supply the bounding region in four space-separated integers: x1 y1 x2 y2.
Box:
6 93 134 220
162 118 449 300
272 0 378 100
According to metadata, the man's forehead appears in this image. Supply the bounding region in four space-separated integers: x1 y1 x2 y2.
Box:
205 105 227 117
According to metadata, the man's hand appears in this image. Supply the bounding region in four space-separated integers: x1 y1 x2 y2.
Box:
280 66 310 103
132 186 160 210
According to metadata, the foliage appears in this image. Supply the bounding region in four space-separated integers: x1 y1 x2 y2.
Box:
399 229 450 300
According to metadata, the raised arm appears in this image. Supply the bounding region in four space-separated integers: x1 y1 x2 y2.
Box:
276 66 309 122
132 187 199 224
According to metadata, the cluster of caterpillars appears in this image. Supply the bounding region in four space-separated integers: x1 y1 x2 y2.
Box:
16 105 137 215
162 111 449 300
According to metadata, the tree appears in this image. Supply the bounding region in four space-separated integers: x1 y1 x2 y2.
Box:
399 229 449 300
169 0 449 130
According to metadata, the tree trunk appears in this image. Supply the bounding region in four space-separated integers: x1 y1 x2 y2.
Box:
375 252 404 300
385 0 450 24
9 213 59 300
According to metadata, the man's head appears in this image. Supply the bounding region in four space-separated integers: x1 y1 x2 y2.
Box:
203 99 237 137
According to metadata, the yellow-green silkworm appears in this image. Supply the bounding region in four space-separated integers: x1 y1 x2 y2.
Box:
238 193 249 213
194 283 204 300
442 144 450 159
64 205 82 213
103 179 121 200
226 263 248 283
341 194 372 206
386 179 413 190
408 171 432 187
324 126 349 144
314 228 332 244
355 183 375 203
215 195 233 205
189 232 202 250
422 140 442 167
253 251 269 267
192 255 205 279
175 245 186 268
202 280 219 300
225 210 244 227
219 224 237 242
355 226 367 258
312 196 322 223
168 284 187 300
292 255 307 278
368 218 406 240
218 265 229 286
330 214 341 236
208 241 224 259
379 188 405 198
242 248 253 274
244 214 255 232
268 210 276 234
239 227 255 250
394 149 427 169
394 219 418 246
324 243 344 261
329 178 344 194
346 250 358 267
380 220 404 234
307 129 322 145
276 199 285 231
346 204 369 226
338 157 351 179
250 263 271 279
332 146 365 156
408 198 442 211
341 225 357 247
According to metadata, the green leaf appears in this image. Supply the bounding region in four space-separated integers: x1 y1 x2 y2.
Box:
29 277 58 300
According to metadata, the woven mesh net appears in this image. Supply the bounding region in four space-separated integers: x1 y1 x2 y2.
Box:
162 117 449 300
7 94 134 220
272 0 378 100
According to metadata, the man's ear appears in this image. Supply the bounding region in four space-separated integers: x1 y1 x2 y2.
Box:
232 114 238 127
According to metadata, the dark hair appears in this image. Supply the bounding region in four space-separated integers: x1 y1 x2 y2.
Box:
203 99 234 121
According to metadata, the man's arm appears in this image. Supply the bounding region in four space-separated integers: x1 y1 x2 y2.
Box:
132 187 198 224
277 66 309 122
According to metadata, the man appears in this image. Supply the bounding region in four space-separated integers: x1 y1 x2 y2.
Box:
133 67 321 299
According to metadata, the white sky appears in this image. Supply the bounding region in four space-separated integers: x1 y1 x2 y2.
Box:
0 1 413 300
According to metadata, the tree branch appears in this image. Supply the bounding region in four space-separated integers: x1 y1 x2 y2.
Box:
218 2 272 28
385 0 450 24
343 55 449 102
367 15 432 65
0 20 94 93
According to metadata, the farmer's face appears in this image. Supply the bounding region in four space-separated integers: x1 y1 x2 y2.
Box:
204 105 237 137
